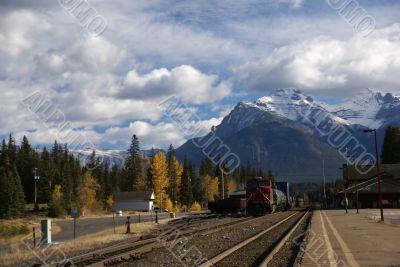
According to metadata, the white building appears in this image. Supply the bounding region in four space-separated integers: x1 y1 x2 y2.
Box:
112 191 155 212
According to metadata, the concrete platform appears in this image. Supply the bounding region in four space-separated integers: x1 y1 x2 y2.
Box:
299 210 400 267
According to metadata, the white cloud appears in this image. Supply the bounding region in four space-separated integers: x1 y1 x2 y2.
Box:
120 65 231 104
236 23 400 95
0 10 51 57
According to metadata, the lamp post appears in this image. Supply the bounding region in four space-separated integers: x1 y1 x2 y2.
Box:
322 159 326 209
33 168 40 211
347 155 359 214
363 129 384 221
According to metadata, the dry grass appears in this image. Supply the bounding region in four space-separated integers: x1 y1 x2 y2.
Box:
0 218 172 267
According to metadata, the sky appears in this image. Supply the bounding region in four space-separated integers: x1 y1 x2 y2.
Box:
0 0 399 150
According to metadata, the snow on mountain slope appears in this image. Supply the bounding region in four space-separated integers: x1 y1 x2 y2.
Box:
222 88 399 136
246 88 348 124
219 88 349 137
329 89 400 128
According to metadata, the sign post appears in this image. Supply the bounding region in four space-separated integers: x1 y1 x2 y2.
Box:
71 207 79 240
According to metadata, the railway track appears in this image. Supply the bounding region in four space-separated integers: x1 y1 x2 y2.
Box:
199 211 309 267
54 214 266 267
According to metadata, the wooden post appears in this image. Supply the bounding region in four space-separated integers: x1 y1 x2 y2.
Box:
33 227 36 248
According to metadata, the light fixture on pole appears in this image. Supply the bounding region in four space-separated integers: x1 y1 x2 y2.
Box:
33 168 40 211
363 129 384 221
347 155 359 214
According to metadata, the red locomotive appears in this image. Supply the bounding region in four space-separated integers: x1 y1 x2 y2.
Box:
208 177 288 215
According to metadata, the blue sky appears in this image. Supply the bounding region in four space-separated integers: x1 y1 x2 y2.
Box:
0 0 399 150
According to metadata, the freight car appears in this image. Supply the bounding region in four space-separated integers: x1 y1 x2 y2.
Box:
208 177 289 215
275 181 292 209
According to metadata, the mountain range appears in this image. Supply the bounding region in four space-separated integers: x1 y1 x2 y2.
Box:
73 89 400 183
175 89 400 183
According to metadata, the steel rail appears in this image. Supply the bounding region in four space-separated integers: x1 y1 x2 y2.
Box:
198 211 300 267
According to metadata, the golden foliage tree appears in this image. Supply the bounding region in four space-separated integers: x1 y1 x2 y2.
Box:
105 195 114 211
150 152 169 208
163 197 173 212
168 155 182 207
79 171 102 214
48 184 66 217
200 175 219 205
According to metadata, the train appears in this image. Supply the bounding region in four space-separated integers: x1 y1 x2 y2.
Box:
208 177 290 215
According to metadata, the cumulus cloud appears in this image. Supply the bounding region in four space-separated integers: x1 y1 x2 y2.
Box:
236 23 400 95
120 65 231 104
0 10 51 57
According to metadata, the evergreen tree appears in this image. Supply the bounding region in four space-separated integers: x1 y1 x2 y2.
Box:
166 144 174 163
245 161 252 181
0 155 26 218
110 164 119 192
190 161 201 202
240 165 246 185
180 156 193 206
382 126 400 164
0 139 6 166
17 136 38 203
38 147 55 204
125 134 145 190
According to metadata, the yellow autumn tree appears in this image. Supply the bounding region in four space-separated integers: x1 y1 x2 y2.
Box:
228 178 237 192
105 195 114 211
168 155 183 207
200 175 219 205
79 171 102 214
150 152 169 208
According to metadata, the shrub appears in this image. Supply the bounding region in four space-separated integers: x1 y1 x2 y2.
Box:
190 201 202 212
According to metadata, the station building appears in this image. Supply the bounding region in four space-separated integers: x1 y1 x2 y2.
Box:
342 164 400 208
112 191 155 212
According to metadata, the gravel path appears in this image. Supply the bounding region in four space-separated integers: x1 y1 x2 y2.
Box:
117 211 297 267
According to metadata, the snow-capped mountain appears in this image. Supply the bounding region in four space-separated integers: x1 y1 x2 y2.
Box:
70 148 164 168
221 88 399 133
329 89 400 129
176 88 400 183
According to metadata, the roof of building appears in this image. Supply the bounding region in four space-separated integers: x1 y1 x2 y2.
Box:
114 191 154 201
343 164 400 182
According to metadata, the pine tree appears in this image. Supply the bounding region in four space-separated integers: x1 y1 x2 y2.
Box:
38 147 55 203
150 152 169 208
166 144 174 163
190 161 201 202
0 155 26 218
180 156 193 206
17 136 36 203
240 165 246 185
110 164 119 191
382 126 400 164
0 139 6 166
245 161 252 181
125 135 145 190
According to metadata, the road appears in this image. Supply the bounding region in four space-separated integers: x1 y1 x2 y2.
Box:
53 212 178 242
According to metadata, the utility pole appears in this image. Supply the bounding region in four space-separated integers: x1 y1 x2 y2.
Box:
222 170 225 200
347 155 359 214
323 159 326 209
364 129 384 221
33 168 40 211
